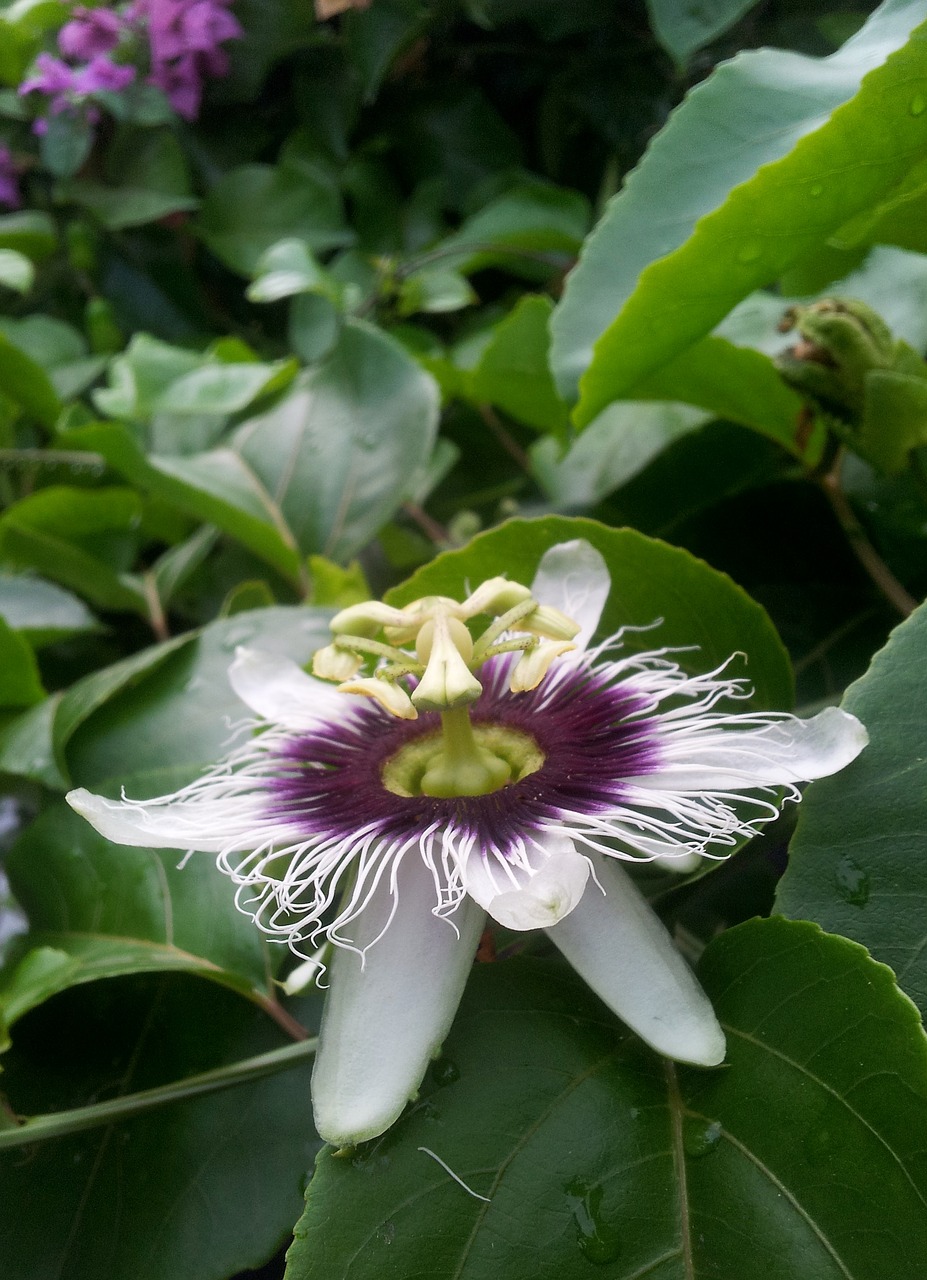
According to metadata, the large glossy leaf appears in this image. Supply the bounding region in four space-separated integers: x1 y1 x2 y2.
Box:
288 918 927 1280
776 598 927 1018
63 421 305 588
0 804 274 1046
0 977 318 1280
233 321 439 564
629 336 807 454
551 0 927 422
386 516 793 710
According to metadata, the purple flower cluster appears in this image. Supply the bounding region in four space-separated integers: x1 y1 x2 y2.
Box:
20 1 241 131
132 0 243 120
0 147 21 209
20 50 136 132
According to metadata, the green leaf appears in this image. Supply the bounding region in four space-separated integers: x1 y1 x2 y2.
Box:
470 295 570 435
0 487 148 615
247 238 338 304
308 554 370 607
396 266 476 316
344 0 425 101
39 110 94 179
531 400 709 507
63 421 305 588
1 803 274 1041
0 616 44 708
61 126 197 227
386 515 793 710
0 977 317 1280
0 210 56 260
552 0 927 421
0 332 61 427
52 630 195 778
150 524 218 608
62 181 199 230
288 918 927 1280
0 573 99 646
288 292 341 363
56 605 331 791
220 578 276 615
197 161 352 277
233 321 440 564
92 333 295 424
647 0 762 63
153 358 298 415
435 181 590 276
0 248 34 294
0 313 105 402
0 694 66 789
777 597 927 1020
630 336 809 455
860 367 927 472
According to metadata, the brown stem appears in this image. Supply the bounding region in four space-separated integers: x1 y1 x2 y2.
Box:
477 404 532 474
142 572 170 643
820 451 918 617
402 501 450 546
257 994 311 1042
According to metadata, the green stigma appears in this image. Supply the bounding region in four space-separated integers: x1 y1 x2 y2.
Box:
382 718 544 799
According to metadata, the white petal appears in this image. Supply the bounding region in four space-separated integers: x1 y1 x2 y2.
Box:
637 706 869 791
462 835 589 930
312 856 485 1147
530 540 610 654
546 854 725 1066
66 786 265 853
228 647 346 729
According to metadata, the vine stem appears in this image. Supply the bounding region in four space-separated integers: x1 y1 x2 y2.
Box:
819 450 918 617
477 404 532 473
0 1037 317 1151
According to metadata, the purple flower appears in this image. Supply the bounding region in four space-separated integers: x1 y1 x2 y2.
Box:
58 6 124 61
133 0 241 119
19 51 135 122
19 52 77 98
0 147 21 209
67 540 869 1146
148 50 202 120
74 53 137 94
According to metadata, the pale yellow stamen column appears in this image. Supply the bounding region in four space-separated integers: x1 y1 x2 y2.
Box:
313 577 582 800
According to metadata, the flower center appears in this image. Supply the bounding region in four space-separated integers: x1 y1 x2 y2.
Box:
313 573 578 797
381 714 545 798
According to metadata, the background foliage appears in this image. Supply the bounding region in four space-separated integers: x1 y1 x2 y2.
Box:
2 0 927 1276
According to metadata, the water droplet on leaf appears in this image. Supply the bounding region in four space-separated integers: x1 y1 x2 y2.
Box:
564 1181 622 1265
737 243 762 263
809 183 824 197
431 1057 460 1086
910 94 926 116
835 855 870 906
683 1118 722 1157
